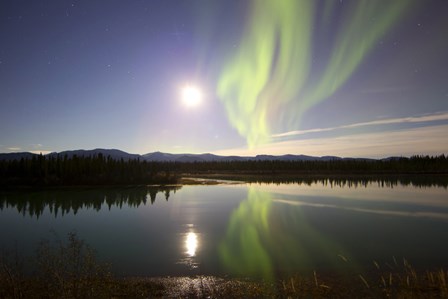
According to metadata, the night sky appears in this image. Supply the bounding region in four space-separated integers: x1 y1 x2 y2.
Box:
1 0 447 158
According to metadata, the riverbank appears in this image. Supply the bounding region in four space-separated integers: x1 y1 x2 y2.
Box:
114 270 448 298
181 173 448 188
2 271 448 298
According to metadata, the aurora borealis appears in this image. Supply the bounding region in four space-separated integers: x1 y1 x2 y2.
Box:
218 0 419 148
0 0 447 157
217 0 313 147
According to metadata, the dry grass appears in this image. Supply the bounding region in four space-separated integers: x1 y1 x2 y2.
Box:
2 237 448 298
2 269 448 298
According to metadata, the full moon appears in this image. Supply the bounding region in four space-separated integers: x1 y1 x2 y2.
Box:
181 85 202 107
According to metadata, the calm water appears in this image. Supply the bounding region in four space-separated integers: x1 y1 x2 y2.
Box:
1 180 448 279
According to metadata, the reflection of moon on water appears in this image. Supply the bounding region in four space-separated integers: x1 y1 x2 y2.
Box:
177 230 200 270
186 232 198 257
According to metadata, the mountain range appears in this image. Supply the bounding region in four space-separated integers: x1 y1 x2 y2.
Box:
0 148 380 162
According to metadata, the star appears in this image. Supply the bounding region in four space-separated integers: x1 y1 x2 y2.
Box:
171 22 185 42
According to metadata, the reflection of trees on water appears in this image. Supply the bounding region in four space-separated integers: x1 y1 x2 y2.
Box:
0 186 181 218
245 176 448 188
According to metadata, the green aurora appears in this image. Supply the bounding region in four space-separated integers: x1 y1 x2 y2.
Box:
217 0 418 148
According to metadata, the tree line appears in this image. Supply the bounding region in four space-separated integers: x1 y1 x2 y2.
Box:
0 153 177 187
147 154 448 176
0 154 447 187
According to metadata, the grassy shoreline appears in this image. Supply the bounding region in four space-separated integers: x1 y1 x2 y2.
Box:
2 271 448 298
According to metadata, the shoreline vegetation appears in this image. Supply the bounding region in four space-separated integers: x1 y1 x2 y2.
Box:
0 153 447 188
2 272 448 298
1 232 447 298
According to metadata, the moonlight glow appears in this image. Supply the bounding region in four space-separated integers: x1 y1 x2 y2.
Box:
181 85 202 107
185 232 198 257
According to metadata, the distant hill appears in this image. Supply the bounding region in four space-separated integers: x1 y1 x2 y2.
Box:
141 152 355 162
142 152 228 162
0 148 391 162
0 152 38 161
49 149 140 161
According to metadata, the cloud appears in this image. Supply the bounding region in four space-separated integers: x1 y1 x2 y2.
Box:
214 124 448 158
1 144 51 154
358 85 411 94
30 150 52 155
273 111 448 138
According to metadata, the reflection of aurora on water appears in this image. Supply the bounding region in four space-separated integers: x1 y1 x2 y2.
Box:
219 187 356 280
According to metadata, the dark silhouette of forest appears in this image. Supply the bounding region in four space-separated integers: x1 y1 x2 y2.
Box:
0 153 177 187
0 186 181 218
0 153 447 187
164 154 448 174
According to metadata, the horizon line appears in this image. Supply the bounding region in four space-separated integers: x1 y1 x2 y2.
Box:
0 148 445 160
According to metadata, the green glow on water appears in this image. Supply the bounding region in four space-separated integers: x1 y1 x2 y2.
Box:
219 186 354 280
